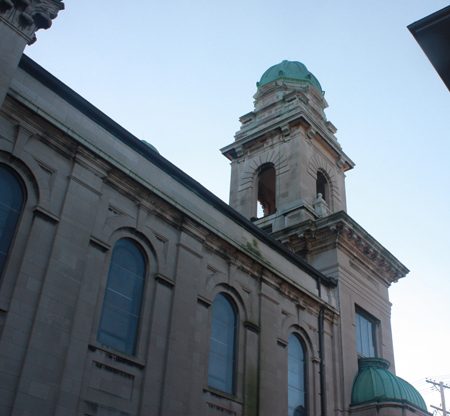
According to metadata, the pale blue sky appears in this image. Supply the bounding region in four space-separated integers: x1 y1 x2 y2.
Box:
26 0 450 409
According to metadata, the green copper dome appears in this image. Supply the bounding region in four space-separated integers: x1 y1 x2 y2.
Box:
351 358 428 412
142 140 159 154
257 60 323 92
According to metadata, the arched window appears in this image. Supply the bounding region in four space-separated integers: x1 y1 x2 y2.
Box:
316 171 329 203
257 165 276 217
208 293 237 394
98 239 146 355
0 166 24 277
288 334 306 416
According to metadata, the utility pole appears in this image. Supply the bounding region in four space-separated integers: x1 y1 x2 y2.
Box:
427 379 450 416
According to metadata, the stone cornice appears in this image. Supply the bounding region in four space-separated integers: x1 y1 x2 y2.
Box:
0 0 64 44
274 211 409 285
221 101 354 171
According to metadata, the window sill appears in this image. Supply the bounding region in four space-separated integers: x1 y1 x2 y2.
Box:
203 386 244 404
357 354 378 359
88 342 145 370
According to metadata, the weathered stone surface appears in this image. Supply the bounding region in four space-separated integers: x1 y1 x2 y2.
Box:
0 34 426 416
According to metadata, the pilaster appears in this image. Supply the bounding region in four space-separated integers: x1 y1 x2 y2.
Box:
11 152 104 415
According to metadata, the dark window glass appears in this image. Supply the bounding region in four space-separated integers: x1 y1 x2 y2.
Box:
208 293 236 394
98 239 146 355
0 166 24 276
288 334 306 416
355 308 377 357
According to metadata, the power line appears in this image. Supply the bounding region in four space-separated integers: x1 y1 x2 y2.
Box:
429 375 450 381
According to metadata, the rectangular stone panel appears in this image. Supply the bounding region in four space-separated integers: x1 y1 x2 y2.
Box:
89 361 134 401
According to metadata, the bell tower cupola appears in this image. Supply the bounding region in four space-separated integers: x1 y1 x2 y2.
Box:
221 60 355 233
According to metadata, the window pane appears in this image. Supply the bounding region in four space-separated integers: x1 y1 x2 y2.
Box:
355 313 362 354
361 317 369 356
212 294 236 325
98 239 146 355
288 334 306 416
0 167 24 277
97 303 139 355
368 323 375 357
355 308 377 357
0 168 23 212
210 316 235 359
103 265 144 316
208 294 236 394
208 351 233 393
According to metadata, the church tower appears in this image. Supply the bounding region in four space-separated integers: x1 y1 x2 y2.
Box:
221 60 354 234
222 61 413 413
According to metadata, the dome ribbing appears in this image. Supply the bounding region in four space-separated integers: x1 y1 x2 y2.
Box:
351 358 428 412
257 60 323 92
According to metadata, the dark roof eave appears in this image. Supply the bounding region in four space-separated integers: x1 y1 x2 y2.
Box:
408 5 450 32
408 5 450 91
17 54 337 288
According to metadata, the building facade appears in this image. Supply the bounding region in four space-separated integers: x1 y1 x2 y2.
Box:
0 3 430 416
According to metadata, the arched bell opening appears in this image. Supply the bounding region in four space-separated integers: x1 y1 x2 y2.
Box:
256 164 276 218
316 171 329 203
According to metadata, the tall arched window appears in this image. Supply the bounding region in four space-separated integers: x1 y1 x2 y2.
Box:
0 166 24 277
316 171 329 203
208 293 237 394
257 165 276 217
98 239 146 355
288 334 306 416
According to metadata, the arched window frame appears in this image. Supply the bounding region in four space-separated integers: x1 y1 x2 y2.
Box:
207 292 238 395
287 333 308 416
0 165 26 280
255 163 277 218
97 237 148 356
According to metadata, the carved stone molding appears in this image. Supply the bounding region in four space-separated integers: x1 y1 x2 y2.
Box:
281 123 291 137
276 213 409 285
0 0 64 44
329 220 409 283
306 126 316 141
337 157 346 170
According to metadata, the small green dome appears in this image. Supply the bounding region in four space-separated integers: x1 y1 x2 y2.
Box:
351 358 428 412
257 60 323 92
142 140 159 154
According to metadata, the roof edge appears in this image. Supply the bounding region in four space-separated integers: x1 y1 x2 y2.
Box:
408 5 450 32
16 54 337 288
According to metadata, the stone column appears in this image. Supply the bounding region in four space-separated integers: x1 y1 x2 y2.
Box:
0 0 64 107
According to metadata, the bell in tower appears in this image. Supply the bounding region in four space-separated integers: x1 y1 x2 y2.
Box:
221 60 354 234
